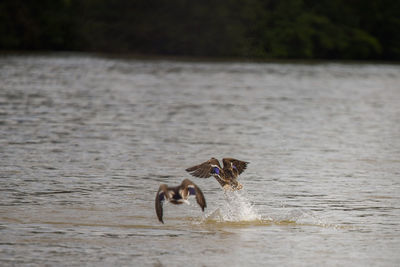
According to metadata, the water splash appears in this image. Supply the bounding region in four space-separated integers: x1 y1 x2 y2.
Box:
199 192 344 229
205 190 262 222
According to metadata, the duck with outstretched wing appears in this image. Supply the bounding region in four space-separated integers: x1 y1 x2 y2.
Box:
185 157 249 191
155 179 206 223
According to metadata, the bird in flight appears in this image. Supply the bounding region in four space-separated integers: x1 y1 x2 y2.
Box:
186 157 249 191
155 179 206 223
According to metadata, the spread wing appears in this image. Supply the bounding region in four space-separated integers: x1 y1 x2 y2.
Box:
222 158 249 175
181 179 206 211
185 158 221 178
155 184 169 223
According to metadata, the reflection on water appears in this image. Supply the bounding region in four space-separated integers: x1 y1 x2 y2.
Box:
0 53 400 266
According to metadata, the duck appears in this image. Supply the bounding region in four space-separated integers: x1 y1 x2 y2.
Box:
185 157 249 191
155 179 206 223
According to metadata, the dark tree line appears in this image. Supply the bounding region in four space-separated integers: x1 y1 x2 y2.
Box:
1 0 399 60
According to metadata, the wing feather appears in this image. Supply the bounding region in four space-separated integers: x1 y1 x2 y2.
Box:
185 158 221 178
222 158 249 175
194 184 206 211
181 179 206 211
155 184 168 223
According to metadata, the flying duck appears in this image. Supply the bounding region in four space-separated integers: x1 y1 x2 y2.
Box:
155 179 206 223
185 157 249 191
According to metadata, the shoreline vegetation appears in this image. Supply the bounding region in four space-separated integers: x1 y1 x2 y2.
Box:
1 0 399 61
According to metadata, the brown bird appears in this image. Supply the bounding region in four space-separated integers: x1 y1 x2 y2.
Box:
186 157 249 191
155 179 206 224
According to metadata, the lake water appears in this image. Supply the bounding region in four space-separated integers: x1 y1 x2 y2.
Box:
0 53 399 266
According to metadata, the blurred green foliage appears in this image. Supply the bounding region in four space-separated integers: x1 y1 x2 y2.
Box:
0 0 399 60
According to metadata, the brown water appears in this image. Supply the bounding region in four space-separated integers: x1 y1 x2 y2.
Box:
0 53 400 266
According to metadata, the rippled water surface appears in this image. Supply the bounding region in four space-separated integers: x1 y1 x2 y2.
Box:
1 54 400 266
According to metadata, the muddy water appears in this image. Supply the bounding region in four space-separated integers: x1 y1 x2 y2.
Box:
0 54 399 266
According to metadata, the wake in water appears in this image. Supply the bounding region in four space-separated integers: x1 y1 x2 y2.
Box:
196 190 342 229
204 190 262 222
273 209 343 229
